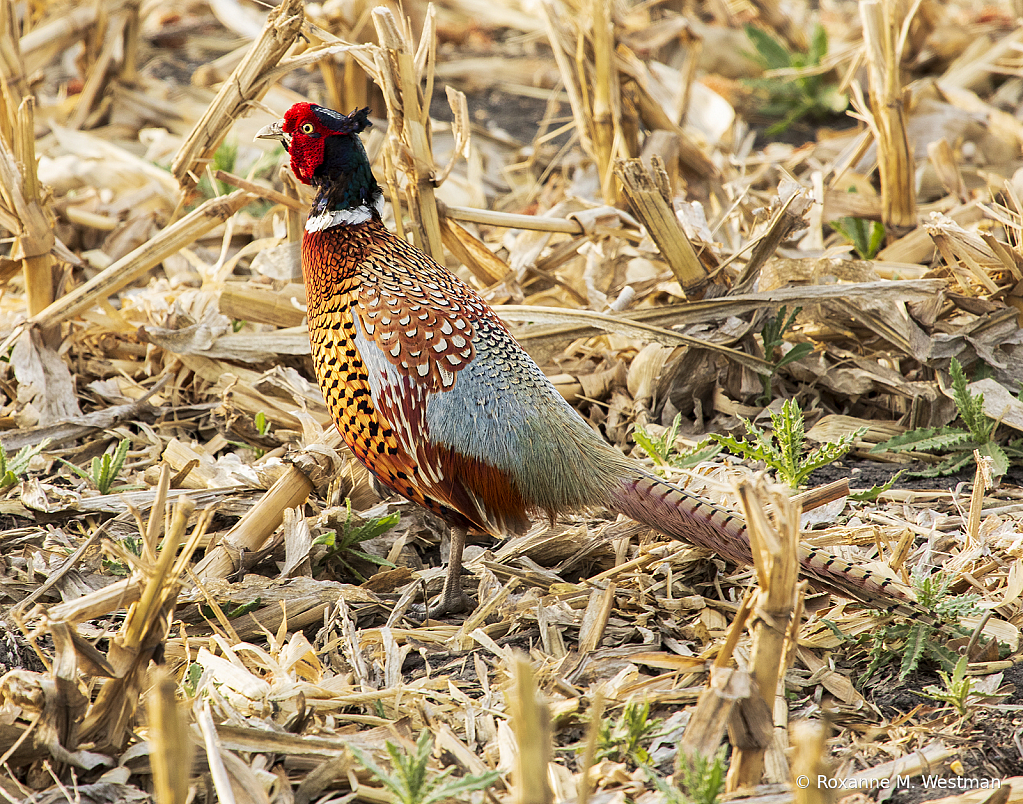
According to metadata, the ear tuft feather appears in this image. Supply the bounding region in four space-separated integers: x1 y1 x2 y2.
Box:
311 105 373 135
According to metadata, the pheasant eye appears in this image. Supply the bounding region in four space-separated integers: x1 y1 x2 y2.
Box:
300 122 315 134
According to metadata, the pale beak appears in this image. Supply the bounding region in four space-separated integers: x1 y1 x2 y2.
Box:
255 120 286 143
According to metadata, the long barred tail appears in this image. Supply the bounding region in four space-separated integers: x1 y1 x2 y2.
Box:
608 467 922 614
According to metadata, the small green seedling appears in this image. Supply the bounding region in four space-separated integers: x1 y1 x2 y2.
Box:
633 413 722 469
228 410 273 459
757 306 813 405
831 217 886 259
101 533 144 576
197 140 239 199
349 732 499 804
183 662 203 697
314 499 399 582
918 654 1001 718
200 599 262 620
651 749 727 804
60 437 132 494
0 439 49 488
594 699 664 766
843 568 982 682
710 399 861 488
848 470 904 502
252 411 271 459
191 140 277 217
744 23 848 134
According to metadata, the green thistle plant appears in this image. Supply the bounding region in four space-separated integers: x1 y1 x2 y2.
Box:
349 732 499 804
0 439 49 488
710 399 862 488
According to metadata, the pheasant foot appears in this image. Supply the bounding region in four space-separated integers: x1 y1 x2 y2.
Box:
408 525 472 621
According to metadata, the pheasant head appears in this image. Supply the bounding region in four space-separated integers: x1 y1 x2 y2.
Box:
256 103 383 229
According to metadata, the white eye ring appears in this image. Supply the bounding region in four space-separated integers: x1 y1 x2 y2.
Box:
301 122 315 134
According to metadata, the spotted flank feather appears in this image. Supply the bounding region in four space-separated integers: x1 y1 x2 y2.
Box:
302 219 634 537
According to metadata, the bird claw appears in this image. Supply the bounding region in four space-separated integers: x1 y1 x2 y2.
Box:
406 590 473 624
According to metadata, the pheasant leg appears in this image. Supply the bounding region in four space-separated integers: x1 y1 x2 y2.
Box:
433 525 471 617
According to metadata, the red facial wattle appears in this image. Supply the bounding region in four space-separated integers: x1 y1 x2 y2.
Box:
282 103 329 184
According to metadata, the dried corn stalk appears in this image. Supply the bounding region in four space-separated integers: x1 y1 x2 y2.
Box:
615 157 707 290
368 5 444 259
29 477 213 751
147 666 192 804
726 477 804 790
507 654 554 804
926 212 1004 294
171 0 304 191
0 99 56 315
0 0 29 140
27 189 256 331
858 0 916 228
541 0 624 204
0 5 60 315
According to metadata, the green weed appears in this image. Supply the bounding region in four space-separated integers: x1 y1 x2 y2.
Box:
918 654 1001 718
848 471 904 502
197 141 239 198
200 599 262 620
349 732 499 804
757 306 813 405
710 399 862 488
831 217 886 259
744 23 848 134
0 439 49 488
653 749 727 804
845 569 981 682
314 499 399 582
633 413 721 469
60 437 132 494
873 358 1023 478
594 700 664 766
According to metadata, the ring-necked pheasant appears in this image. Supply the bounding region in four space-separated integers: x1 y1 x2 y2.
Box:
255 103 916 618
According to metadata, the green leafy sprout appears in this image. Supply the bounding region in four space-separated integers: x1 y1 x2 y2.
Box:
228 410 273 459
60 437 132 494
197 140 239 199
918 654 1001 718
183 662 203 698
200 598 262 620
848 470 904 502
757 306 813 405
710 399 863 488
744 23 848 134
192 140 279 217
252 410 271 459
594 699 664 766
843 568 983 683
831 216 886 259
314 498 400 582
349 732 499 804
872 357 1023 478
100 533 143 576
0 438 50 489
651 749 727 804
633 413 722 469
